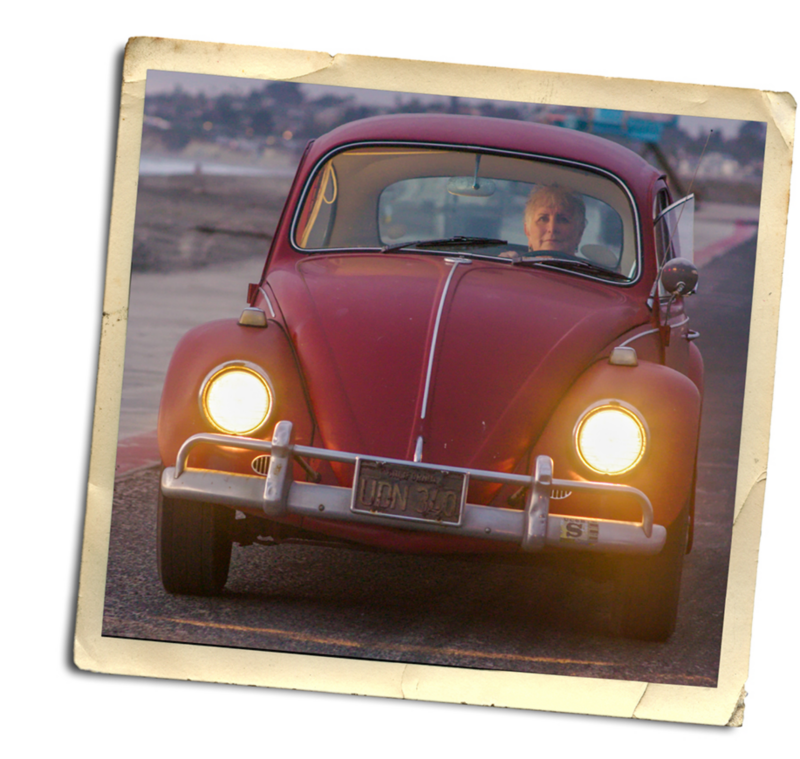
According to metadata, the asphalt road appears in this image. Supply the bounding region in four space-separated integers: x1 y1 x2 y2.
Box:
102 236 755 687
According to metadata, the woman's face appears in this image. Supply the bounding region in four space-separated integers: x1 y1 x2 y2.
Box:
525 201 585 254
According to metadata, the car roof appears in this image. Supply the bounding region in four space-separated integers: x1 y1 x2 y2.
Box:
308 113 663 191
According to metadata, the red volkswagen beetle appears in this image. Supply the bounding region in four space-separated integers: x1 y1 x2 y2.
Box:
157 114 701 641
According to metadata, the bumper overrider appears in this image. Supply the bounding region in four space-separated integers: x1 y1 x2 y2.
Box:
161 421 666 555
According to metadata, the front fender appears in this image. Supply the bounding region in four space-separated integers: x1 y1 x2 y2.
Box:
531 359 702 529
158 319 314 472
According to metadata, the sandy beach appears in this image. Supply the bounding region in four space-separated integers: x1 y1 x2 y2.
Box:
132 172 295 271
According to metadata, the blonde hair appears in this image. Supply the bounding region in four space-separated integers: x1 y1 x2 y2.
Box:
524 186 586 228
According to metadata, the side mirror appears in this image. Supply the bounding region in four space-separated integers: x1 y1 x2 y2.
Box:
661 257 698 296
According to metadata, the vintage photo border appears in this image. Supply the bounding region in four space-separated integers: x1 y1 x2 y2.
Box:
74 36 795 725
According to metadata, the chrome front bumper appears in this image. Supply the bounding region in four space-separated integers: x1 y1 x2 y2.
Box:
161 421 667 555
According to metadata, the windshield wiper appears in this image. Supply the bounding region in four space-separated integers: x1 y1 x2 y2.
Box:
511 255 631 281
381 235 508 254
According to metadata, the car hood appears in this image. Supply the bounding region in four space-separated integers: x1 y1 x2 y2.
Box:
269 253 648 475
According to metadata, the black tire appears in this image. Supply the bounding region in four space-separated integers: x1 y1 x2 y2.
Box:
157 492 234 595
613 506 689 641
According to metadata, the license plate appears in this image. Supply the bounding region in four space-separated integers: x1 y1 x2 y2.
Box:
351 459 467 526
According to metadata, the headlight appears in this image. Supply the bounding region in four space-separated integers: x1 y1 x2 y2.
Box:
574 402 647 475
200 362 273 435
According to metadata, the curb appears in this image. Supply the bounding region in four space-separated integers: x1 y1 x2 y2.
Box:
116 430 160 479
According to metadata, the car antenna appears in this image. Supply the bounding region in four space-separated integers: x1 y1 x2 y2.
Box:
667 128 713 255
650 129 714 310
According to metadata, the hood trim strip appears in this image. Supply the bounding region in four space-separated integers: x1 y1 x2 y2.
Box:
420 258 471 425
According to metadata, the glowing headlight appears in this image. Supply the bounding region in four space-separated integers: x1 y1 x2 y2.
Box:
575 403 647 475
200 362 273 435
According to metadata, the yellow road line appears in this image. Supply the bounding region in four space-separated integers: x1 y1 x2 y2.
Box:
157 616 619 667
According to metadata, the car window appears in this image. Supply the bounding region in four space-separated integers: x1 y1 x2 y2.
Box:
654 188 671 269
294 146 639 282
656 194 694 264
296 162 338 249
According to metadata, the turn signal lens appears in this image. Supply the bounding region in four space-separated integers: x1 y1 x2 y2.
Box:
575 404 646 475
201 364 272 435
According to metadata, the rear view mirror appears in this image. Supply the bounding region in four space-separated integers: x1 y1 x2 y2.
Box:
447 176 496 197
447 153 496 197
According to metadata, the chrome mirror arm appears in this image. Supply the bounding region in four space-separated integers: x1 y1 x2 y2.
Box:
646 276 660 311
648 257 698 311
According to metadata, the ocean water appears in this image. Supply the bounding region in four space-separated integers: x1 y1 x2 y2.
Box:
139 154 298 178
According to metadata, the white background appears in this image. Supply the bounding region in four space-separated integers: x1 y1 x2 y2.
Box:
8 4 796 755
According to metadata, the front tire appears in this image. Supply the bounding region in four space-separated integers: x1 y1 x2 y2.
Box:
614 506 689 641
157 492 234 595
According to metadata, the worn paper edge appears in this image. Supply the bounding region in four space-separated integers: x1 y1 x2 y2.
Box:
74 36 796 726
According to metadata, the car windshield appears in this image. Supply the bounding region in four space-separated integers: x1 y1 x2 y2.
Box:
293 146 639 282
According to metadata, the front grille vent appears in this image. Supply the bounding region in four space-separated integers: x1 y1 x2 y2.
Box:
251 454 271 476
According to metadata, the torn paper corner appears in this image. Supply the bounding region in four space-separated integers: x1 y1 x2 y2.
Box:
726 687 747 727
631 682 650 716
121 36 335 88
73 634 93 673
733 469 767 525
763 90 797 151
285 51 339 82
